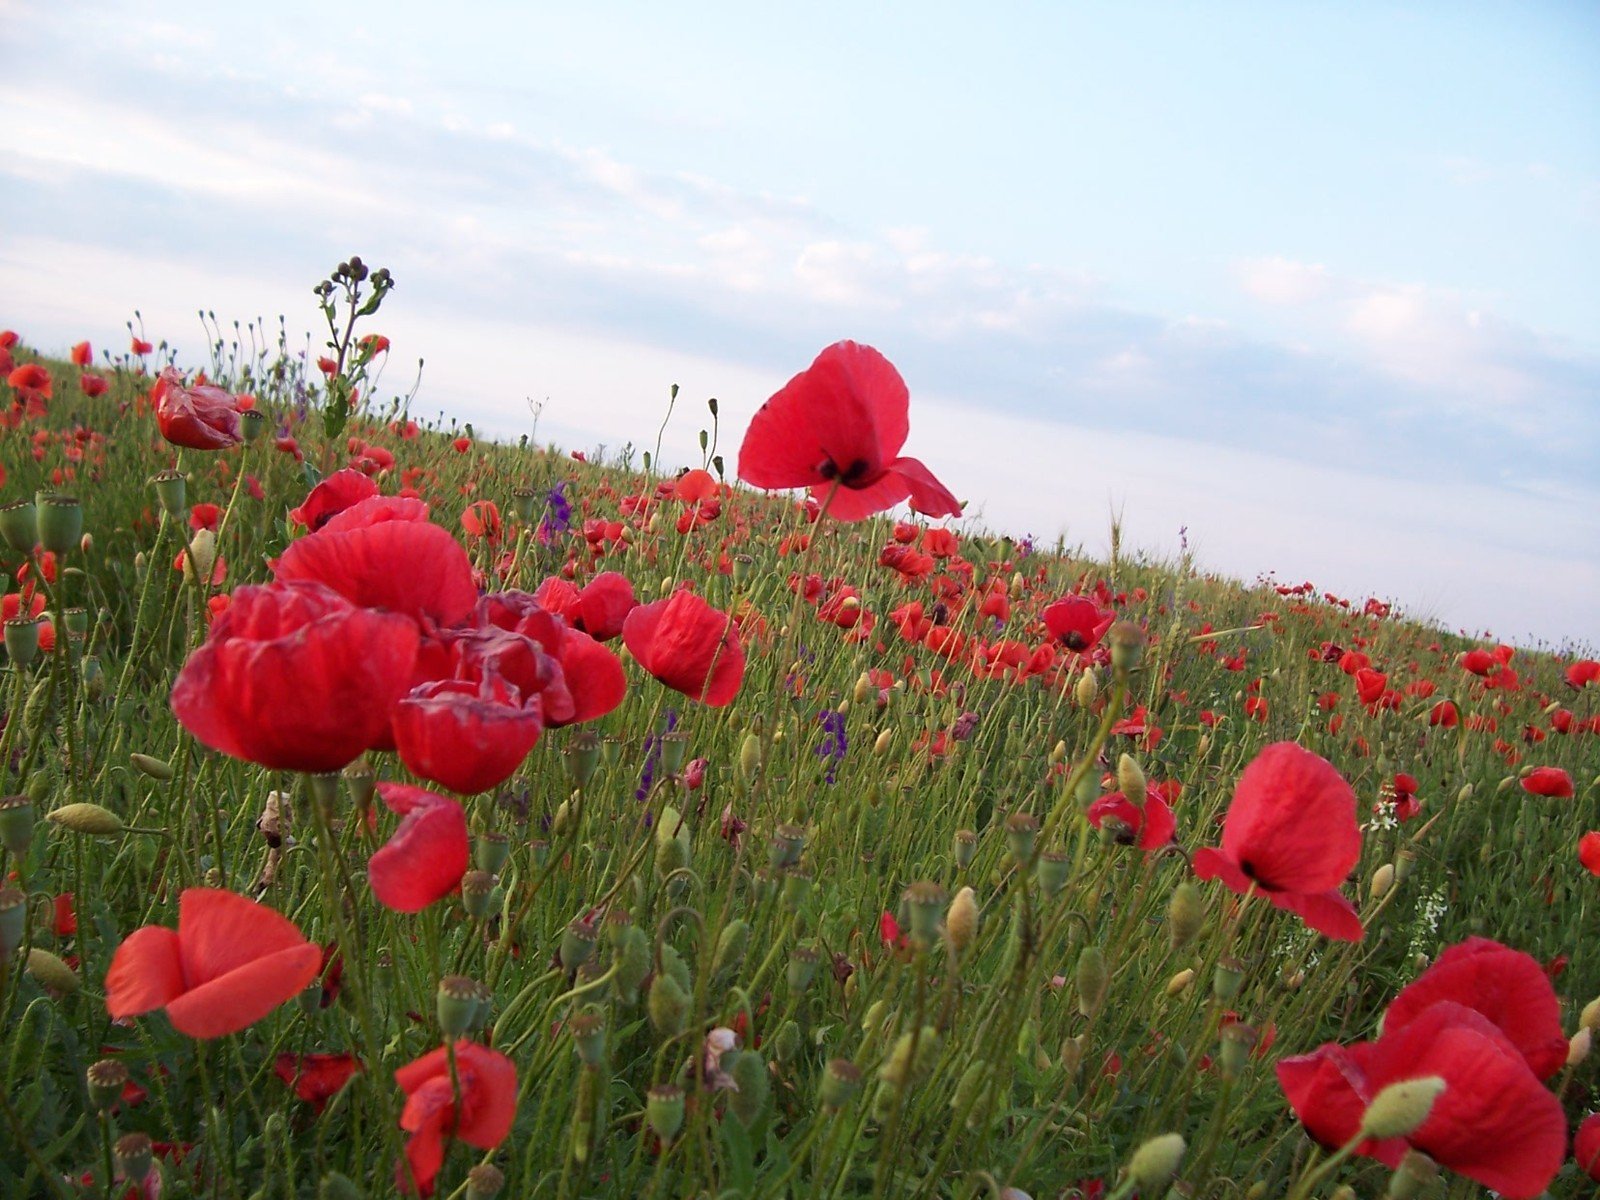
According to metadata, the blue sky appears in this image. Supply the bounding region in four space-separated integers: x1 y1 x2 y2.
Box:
2 0 1596 644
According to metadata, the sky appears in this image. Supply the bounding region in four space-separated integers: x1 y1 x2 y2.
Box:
2 1 1596 647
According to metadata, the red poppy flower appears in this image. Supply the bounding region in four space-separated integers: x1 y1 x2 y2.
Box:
70 341 92 366
473 591 626 725
535 571 637 642
623 589 745 707
368 784 470 911
1580 833 1600 877
274 1053 363 1113
104 888 321 1039
675 468 719 503
1086 790 1176 850
289 468 380 532
150 367 242 451
1043 595 1114 653
274 497 478 627
737 341 960 521
7 362 52 398
1521 767 1574 798
1279 1000 1565 1198
80 373 108 398
171 580 421 772
461 500 501 541
1577 1114 1600 1181
1192 742 1363 941
1567 660 1600 689
395 1041 517 1197
131 336 153 355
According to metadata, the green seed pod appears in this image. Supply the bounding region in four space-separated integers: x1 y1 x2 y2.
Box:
35 494 83 556
1168 882 1205 952
647 1083 685 1141
728 1050 769 1125
436 976 481 1038
85 1058 129 1112
658 731 689 776
46 802 124 836
317 1171 365 1200
464 1164 503 1200
1004 811 1039 864
569 1012 607 1069
781 866 813 912
819 1058 862 1109
559 918 597 972
786 942 820 993
0 498 37 554
902 881 946 947
564 731 601 788
129 753 174 781
461 870 498 920
1076 946 1109 1017
149 469 188 517
1108 621 1146 674
953 828 978 869
0 794 35 858
4 617 41 668
713 919 749 978
1126 1133 1186 1193
1218 1022 1256 1081
114 1132 154 1185
342 763 375 813
1213 956 1245 1003
769 822 805 869
648 970 689 1037
1036 851 1070 896
239 408 267 444
475 831 511 875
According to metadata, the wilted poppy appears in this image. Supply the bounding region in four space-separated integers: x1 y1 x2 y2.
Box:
274 1053 363 1113
150 367 242 451
737 341 960 521
623 589 745 706
289 468 380 532
274 497 478 627
171 580 421 772
1192 742 1363 941
396 1041 517 1197
1521 767 1574 798
368 784 470 911
105 888 321 1038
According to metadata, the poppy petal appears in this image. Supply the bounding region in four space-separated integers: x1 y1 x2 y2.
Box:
164 942 321 1038
104 926 185 1020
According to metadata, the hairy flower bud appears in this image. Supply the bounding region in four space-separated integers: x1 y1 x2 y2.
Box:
1360 1076 1446 1140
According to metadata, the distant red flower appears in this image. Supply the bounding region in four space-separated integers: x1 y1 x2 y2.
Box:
54 892 77 938
1428 700 1460 728
535 571 636 642
1522 767 1574 799
1087 789 1176 851
8 362 52 399
1577 1113 1600 1181
189 503 221 532
675 468 719 503
105 888 320 1039
623 589 745 706
80 373 108 398
130 336 153 355
461 500 501 541
70 341 92 366
737 341 960 521
1192 742 1364 941
275 1053 363 1113
289 468 380 532
151 367 242 451
1581 833 1600 877
1461 648 1497 676
1567 660 1600 689
368 784 470 911
396 1041 517 1197
451 436 471 454
171 580 421 772
274 497 478 627
1043 595 1113 653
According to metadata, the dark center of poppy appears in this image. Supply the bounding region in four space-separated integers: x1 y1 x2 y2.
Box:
1063 631 1088 651
819 457 873 488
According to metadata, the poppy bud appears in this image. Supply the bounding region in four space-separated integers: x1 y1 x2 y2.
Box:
873 728 893 756
1569 1026 1591 1067
1385 1149 1438 1199
114 1132 154 1185
1075 670 1098 709
1126 1133 1186 1193
1036 850 1070 896
182 528 219 584
4 617 40 668
1010 571 1025 598
0 498 36 553
879 1026 940 1087
1166 968 1195 997
1077 946 1109 1017
853 671 873 703
475 831 511 875
27 947 79 993
1360 1076 1446 1140
560 917 597 972
1213 956 1245 1002
35 495 82 556
713 919 749 977
609 920 651 1004
1369 863 1396 898
820 1057 862 1109
739 731 763 781
0 795 35 858
1116 754 1147 807
85 1058 129 1112
130 753 174 781
564 731 601 788
954 828 977 869
947 886 978 952
729 1051 769 1125
1581 996 1600 1031
1059 1034 1085 1080
770 822 805 869
436 975 482 1037
461 869 498 920
1168 882 1205 952
1108 621 1145 673
464 1164 504 1200
771 1018 802 1063
647 1083 685 1141
903 881 946 947
1004 811 1039 864
786 943 820 992
1048 740 1067 764
648 970 689 1036
46 802 124 836
148 468 189 517
569 1011 607 1069
317 1173 363 1200
950 1060 992 1124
